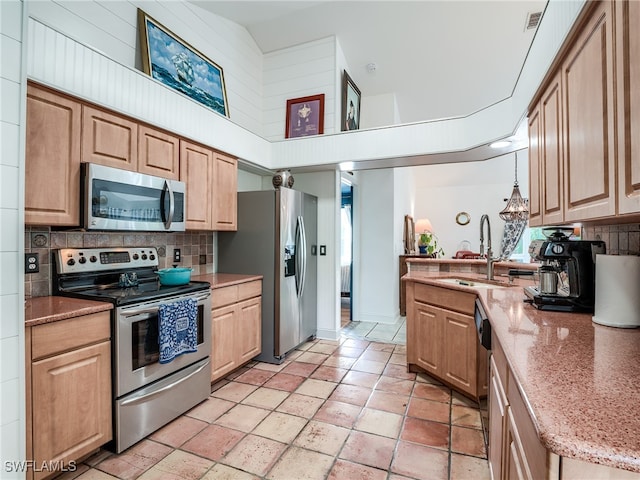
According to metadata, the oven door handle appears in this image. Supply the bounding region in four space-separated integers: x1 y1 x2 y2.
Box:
120 306 159 317
119 292 211 318
119 359 210 407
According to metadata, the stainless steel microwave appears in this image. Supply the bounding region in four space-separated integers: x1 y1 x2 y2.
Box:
81 163 186 232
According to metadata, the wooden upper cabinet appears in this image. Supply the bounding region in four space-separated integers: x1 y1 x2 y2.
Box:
180 140 214 230
81 105 138 171
138 125 180 180
527 105 542 227
213 152 238 231
25 84 81 226
562 0 616 221
541 74 564 225
616 0 640 215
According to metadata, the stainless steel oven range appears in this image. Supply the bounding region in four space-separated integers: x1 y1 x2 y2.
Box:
53 247 211 453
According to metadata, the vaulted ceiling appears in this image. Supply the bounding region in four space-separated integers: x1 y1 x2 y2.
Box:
191 1 548 125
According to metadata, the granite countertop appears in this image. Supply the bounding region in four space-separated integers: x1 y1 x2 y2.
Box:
191 272 263 289
404 257 539 270
25 274 261 327
404 270 640 474
25 296 113 328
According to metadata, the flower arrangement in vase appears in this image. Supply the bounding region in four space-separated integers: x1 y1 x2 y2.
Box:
418 232 445 258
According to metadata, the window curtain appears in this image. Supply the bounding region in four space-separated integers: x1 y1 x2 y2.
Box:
500 217 527 260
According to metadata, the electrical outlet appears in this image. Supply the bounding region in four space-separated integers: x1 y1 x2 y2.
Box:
199 254 207 265
173 248 181 263
25 253 39 274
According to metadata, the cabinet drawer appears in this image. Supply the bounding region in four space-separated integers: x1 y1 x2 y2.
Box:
414 283 476 315
31 312 111 361
238 280 261 301
212 280 262 309
212 285 238 309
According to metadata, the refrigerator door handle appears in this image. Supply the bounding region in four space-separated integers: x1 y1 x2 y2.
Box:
296 215 307 297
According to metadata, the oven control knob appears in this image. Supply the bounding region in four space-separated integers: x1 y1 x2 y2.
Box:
67 258 75 266
78 256 87 264
149 254 156 261
90 256 97 263
141 254 148 260
132 253 139 260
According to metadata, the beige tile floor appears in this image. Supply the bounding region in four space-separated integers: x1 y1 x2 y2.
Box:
59 336 490 480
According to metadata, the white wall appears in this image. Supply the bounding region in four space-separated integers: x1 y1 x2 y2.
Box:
263 37 337 141
237 169 264 192
350 152 528 322
1 0 26 477
289 172 341 340
355 169 399 324
360 92 400 129
411 151 529 258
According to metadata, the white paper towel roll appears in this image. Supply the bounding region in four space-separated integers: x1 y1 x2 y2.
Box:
592 254 640 328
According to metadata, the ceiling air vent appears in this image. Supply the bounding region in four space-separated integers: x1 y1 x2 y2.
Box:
525 11 542 30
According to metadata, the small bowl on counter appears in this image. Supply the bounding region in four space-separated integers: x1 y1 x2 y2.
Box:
157 267 193 286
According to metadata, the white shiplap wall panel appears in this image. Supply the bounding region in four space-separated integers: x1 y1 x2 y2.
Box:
27 0 265 137
0 0 25 468
27 18 272 168
152 1 264 134
1 35 22 82
28 1 136 67
263 37 336 141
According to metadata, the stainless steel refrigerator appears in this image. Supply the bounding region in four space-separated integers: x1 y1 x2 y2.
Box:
218 188 317 364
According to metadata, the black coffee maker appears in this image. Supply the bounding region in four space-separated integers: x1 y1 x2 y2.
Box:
524 229 606 312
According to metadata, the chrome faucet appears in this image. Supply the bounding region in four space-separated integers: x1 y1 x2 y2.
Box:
479 214 496 280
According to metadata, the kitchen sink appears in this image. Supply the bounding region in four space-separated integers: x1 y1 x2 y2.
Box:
437 277 507 288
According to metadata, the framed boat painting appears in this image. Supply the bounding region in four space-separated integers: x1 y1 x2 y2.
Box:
285 94 325 138
342 70 361 131
138 9 229 117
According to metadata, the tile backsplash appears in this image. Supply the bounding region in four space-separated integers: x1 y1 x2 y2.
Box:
581 223 640 256
25 227 215 298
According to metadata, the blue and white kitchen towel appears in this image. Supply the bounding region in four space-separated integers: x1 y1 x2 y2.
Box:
158 297 198 364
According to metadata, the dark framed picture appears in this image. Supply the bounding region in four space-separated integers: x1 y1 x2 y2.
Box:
285 94 325 138
342 70 361 131
138 9 229 117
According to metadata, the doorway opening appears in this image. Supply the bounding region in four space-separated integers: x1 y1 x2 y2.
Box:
340 180 353 327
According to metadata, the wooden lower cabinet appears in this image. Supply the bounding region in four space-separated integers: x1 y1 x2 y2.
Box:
211 280 262 382
489 337 510 480
26 312 112 480
489 331 640 480
406 282 487 400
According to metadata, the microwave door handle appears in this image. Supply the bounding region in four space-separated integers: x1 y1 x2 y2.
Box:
162 180 175 229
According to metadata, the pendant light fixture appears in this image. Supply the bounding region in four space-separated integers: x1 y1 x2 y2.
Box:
499 151 529 221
